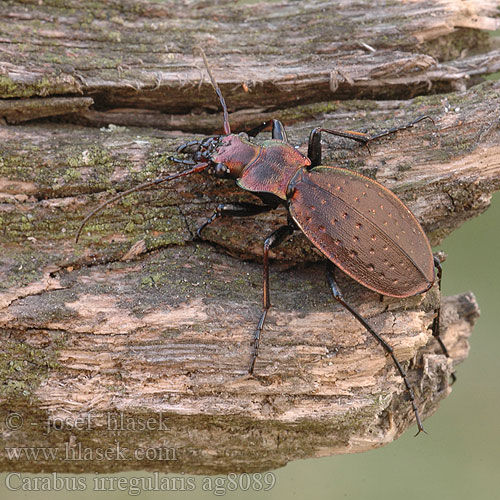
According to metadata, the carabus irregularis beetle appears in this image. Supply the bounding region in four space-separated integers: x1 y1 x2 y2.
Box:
77 48 450 435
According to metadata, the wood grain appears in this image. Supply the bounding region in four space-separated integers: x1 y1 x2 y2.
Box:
0 0 497 473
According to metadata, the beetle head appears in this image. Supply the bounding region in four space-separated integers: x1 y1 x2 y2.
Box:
177 133 255 179
175 49 258 180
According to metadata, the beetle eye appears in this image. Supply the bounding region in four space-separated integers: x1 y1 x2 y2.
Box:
214 163 229 178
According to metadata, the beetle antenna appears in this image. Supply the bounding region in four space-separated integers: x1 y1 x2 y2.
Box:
75 162 208 243
195 46 231 136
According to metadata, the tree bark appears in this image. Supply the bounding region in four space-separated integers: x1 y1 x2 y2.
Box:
0 0 497 474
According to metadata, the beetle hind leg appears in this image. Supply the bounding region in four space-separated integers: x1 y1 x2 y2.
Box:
432 256 456 384
325 262 426 435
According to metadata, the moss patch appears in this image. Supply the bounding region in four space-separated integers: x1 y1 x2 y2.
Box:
0 334 63 399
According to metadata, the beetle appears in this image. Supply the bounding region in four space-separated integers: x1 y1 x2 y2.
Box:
76 48 450 435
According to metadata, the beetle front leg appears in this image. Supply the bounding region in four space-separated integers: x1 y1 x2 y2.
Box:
325 261 426 435
366 115 434 142
308 127 375 166
249 223 295 374
196 202 278 239
307 116 434 166
246 119 288 142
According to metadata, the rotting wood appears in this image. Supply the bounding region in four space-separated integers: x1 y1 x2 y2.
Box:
0 0 499 114
0 0 498 474
0 97 94 124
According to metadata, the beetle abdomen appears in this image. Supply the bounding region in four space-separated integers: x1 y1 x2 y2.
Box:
288 166 434 297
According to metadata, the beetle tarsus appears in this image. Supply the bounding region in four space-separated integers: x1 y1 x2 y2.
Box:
167 156 196 166
245 119 288 141
414 426 428 437
176 140 201 154
247 121 270 138
249 309 268 374
368 115 434 143
196 210 221 239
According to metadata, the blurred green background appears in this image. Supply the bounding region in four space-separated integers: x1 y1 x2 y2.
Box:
1 196 499 499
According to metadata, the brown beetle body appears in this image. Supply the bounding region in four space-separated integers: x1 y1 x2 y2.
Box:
288 166 435 298
76 51 447 435
235 138 311 201
209 133 434 299
176 114 442 436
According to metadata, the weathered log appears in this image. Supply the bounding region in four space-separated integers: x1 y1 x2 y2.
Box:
0 0 497 474
1 0 499 119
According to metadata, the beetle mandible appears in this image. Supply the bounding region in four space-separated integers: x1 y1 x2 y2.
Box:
76 48 450 435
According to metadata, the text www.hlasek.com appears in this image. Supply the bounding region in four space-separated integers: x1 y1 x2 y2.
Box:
5 440 176 462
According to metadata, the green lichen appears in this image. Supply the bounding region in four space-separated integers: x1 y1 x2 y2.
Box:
0 337 62 399
107 31 122 43
63 167 82 182
0 75 19 96
2 250 44 290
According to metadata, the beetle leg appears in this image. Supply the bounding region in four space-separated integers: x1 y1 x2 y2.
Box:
176 139 200 154
307 127 324 167
431 256 456 384
308 127 371 166
196 202 277 239
308 116 434 164
247 122 270 137
271 120 288 142
366 115 434 143
167 156 197 166
249 224 296 374
325 261 426 435
246 119 288 142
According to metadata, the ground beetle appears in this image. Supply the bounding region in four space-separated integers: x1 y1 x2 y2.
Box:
77 49 451 435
